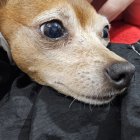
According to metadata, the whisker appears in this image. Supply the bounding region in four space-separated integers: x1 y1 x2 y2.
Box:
89 104 93 112
69 98 76 108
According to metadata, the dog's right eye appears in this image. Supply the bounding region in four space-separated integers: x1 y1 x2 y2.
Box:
40 20 66 39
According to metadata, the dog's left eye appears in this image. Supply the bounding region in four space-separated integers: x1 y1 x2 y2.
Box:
102 25 109 39
40 20 66 39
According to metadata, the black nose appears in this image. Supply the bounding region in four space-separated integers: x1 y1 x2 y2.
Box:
106 62 135 89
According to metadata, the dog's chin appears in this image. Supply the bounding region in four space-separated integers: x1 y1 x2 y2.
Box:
53 85 126 105
73 87 127 105
73 94 116 105
71 87 127 105
50 82 127 105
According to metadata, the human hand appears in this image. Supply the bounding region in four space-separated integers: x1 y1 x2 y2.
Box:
88 0 134 22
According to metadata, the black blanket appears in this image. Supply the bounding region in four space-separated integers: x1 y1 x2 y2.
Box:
0 42 140 140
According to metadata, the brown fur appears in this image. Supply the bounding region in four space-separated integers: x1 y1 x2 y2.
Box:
0 0 132 105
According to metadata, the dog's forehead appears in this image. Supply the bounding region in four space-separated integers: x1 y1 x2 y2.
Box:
4 0 97 28
69 0 96 27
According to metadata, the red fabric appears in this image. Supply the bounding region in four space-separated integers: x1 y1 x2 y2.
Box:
110 21 140 44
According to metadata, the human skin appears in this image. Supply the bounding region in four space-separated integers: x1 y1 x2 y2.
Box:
88 0 135 22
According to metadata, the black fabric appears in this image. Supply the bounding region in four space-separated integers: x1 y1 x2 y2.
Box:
0 42 140 140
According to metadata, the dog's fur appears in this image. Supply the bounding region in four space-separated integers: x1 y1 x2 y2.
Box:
0 0 132 105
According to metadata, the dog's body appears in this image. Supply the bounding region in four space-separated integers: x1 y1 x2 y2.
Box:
0 0 135 105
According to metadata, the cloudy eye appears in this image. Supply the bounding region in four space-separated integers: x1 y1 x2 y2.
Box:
40 20 66 39
102 25 109 39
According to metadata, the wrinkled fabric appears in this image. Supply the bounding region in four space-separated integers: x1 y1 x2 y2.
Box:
0 42 139 140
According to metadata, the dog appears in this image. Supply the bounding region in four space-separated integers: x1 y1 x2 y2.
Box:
0 0 135 105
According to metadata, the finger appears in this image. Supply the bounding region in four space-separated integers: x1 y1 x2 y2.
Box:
98 0 134 22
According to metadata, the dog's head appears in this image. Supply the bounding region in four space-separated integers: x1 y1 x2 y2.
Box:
0 0 135 105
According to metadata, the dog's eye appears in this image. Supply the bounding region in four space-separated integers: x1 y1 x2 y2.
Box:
102 25 109 39
40 20 66 39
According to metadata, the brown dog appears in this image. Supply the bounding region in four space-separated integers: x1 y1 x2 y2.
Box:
0 0 135 105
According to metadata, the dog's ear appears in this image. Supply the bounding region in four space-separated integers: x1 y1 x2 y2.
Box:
0 0 8 8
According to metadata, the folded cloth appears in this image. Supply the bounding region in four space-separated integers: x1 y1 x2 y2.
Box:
0 42 139 140
110 21 140 44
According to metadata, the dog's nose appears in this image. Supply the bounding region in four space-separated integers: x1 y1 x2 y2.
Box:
105 62 135 89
